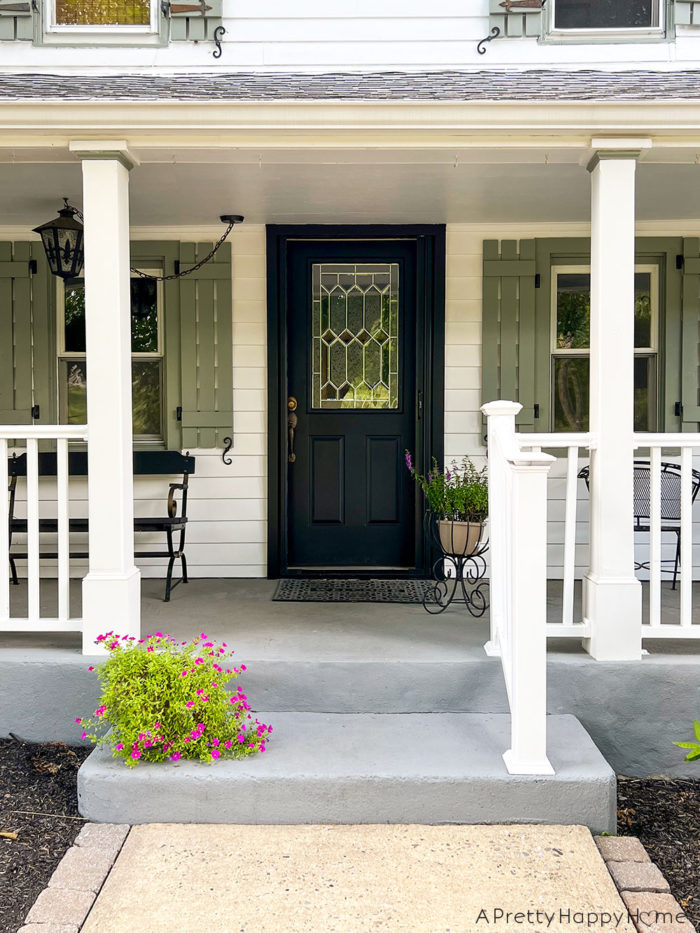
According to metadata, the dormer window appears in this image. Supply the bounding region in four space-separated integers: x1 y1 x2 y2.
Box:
548 0 665 38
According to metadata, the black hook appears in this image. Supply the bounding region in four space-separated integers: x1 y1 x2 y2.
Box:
222 437 233 465
212 24 225 58
477 26 501 55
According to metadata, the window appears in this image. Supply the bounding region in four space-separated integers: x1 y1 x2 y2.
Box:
58 273 164 441
46 0 159 36
551 265 658 432
548 0 664 37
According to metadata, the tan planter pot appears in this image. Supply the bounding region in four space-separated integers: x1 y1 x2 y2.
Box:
438 519 485 557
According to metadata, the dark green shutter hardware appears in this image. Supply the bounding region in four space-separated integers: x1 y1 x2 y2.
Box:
489 0 544 40
675 402 683 417
176 406 182 421
477 26 501 54
676 254 685 269
534 403 540 419
31 404 40 420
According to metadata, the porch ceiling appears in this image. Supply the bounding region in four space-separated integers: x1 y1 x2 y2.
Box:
2 145 700 225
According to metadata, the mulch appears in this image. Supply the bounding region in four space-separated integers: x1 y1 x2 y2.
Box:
618 776 700 929
0 737 90 933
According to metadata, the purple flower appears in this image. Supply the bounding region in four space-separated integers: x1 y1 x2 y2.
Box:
428 473 433 483
405 451 413 471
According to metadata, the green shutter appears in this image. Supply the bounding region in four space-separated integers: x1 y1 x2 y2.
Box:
482 239 537 430
680 237 700 427
178 241 232 449
168 0 222 41
0 0 34 41
674 0 700 26
489 0 543 38
0 242 51 425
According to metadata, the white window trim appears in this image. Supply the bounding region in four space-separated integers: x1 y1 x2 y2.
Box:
546 0 665 41
45 0 159 36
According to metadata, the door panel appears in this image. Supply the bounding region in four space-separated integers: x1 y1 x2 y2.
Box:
287 239 417 569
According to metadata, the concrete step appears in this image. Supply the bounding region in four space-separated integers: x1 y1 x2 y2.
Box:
77 713 616 833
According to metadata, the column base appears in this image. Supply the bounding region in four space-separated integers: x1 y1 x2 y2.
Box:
82 567 141 655
502 749 555 776
582 572 642 660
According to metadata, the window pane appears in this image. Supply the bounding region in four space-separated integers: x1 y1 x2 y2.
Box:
312 263 399 409
62 360 161 436
132 360 162 436
634 272 653 348
65 361 88 425
554 0 656 29
634 356 656 431
54 0 150 25
64 278 159 353
130 279 159 353
556 273 590 350
64 280 86 353
553 357 590 432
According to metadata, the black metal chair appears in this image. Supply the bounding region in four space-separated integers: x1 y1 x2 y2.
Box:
578 460 700 590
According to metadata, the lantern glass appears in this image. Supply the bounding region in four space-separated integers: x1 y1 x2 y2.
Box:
33 206 85 280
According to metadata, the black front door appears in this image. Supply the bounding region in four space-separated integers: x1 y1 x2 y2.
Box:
286 239 418 570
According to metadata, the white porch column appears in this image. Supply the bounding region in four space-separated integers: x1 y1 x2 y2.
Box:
71 141 140 654
582 142 649 661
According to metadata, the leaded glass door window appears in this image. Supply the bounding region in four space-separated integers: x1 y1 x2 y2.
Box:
312 263 399 410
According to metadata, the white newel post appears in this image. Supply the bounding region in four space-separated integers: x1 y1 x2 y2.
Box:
505 447 555 775
71 142 141 654
481 400 522 657
582 142 648 661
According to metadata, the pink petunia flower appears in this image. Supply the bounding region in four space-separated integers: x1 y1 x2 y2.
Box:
171 751 181 761
81 731 87 739
88 666 94 672
211 749 221 760
116 743 124 751
186 701 195 709
131 749 141 760
180 670 188 677
75 717 82 724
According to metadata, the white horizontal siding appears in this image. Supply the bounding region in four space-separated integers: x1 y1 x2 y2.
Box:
4 0 700 70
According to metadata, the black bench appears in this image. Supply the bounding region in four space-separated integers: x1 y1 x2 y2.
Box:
7 450 195 602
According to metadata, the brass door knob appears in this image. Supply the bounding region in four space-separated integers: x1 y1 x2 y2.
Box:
287 397 298 462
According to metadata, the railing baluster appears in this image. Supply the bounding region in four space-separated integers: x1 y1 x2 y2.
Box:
26 437 40 624
649 445 662 628
680 446 693 628
57 438 70 623
562 445 578 628
0 438 9 622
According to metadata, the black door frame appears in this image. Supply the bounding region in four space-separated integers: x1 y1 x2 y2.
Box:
266 224 445 579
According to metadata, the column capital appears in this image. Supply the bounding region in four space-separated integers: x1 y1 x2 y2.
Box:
69 139 139 171
587 138 652 174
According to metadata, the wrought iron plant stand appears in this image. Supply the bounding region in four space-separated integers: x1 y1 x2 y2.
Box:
423 511 489 616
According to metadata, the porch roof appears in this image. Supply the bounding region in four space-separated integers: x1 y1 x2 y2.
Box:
3 69 700 103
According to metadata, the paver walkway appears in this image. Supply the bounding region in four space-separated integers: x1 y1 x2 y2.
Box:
77 824 641 933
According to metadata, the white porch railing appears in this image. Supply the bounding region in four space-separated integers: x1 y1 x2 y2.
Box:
1 425 87 633
482 401 555 775
518 432 597 640
633 433 700 640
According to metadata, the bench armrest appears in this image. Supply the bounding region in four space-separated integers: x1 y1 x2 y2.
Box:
167 477 189 519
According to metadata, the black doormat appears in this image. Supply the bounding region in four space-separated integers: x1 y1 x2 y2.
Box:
273 578 433 604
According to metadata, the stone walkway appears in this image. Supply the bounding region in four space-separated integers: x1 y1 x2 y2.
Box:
18 824 697 933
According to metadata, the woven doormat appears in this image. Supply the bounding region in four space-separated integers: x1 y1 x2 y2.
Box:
273 578 433 604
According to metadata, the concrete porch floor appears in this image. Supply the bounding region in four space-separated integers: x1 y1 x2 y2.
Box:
1 578 699 777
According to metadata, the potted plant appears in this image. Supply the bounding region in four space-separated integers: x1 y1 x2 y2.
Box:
406 453 488 557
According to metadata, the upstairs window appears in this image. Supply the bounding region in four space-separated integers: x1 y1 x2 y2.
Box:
549 0 664 38
49 0 156 31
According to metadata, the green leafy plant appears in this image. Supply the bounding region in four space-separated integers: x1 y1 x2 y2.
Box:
405 452 488 522
77 631 272 767
674 720 700 762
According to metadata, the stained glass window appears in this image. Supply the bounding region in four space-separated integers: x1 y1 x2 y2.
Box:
312 263 399 410
54 0 150 26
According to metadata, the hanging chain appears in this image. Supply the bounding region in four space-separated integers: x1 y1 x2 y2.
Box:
68 202 238 282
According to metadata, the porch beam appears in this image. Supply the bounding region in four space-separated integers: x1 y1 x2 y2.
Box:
582 143 646 661
74 143 141 654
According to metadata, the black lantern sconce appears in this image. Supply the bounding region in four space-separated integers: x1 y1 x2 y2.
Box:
34 199 243 283
33 198 85 280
